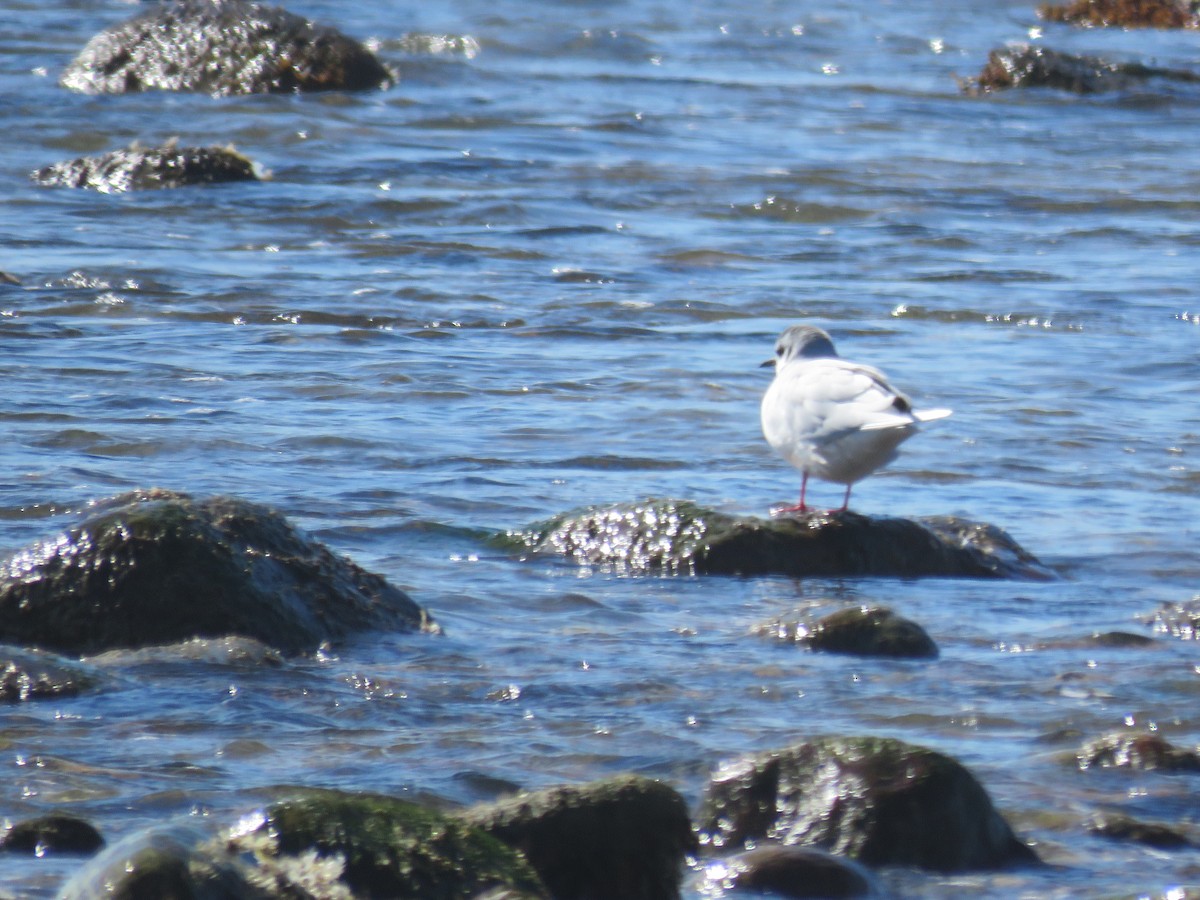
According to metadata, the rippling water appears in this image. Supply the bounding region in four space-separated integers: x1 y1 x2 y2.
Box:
3 0 1200 896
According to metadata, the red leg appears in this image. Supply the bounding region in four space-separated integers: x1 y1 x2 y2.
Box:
774 472 810 514
839 483 851 511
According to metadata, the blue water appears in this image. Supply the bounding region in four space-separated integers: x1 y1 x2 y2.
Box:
3 0 1200 895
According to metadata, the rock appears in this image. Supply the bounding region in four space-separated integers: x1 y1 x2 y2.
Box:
1039 0 1200 27
1141 597 1200 639
1085 630 1157 648
61 0 392 96
964 44 1200 94
0 647 101 702
460 775 696 900
1086 813 1192 848
32 143 264 193
0 814 104 855
756 605 938 659
59 824 254 900
1077 732 1200 772
697 736 1037 872
231 789 548 899
0 489 437 655
504 500 1049 579
704 845 883 898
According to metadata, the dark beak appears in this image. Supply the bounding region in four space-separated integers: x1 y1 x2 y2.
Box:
759 358 776 369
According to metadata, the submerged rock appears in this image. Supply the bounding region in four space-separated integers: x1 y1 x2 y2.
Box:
32 143 264 193
0 814 104 855
0 489 437 655
232 789 548 899
460 775 696 900
0 646 101 702
756 606 938 659
1039 0 1200 27
965 44 1200 94
61 0 392 96
505 499 1049 579
697 736 1037 872
1086 812 1192 848
1078 732 1200 771
1141 597 1200 639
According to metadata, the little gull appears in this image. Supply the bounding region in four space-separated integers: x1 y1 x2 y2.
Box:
760 325 951 513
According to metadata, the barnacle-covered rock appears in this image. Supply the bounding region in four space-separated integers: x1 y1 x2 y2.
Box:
31 143 264 193
61 0 392 96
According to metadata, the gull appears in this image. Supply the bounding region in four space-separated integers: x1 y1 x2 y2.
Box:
760 325 951 513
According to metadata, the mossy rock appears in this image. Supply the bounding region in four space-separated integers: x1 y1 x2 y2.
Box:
0 489 437 655
61 0 392 95
233 789 548 899
460 775 696 900
504 499 1049 579
0 814 104 855
697 736 1037 872
32 143 264 193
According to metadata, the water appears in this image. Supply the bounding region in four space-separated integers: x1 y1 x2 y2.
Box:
2 0 1200 895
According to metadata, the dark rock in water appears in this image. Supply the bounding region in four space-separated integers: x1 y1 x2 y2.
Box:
231 789 548 898
59 824 251 900
1 647 101 701
460 775 696 900
965 44 1200 94
61 0 393 96
1039 0 1200 27
1086 812 1192 848
757 605 938 659
1140 597 1200 640
1086 630 1157 648
505 499 1049 579
0 488 437 655
31 143 264 193
0 814 104 855
697 736 1037 872
708 845 883 898
1078 732 1200 772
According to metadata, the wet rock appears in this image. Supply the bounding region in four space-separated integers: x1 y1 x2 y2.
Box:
505 499 1049 579
756 605 938 659
1141 597 1200 639
0 647 101 702
1086 812 1192 848
697 736 1037 872
59 824 253 900
231 789 548 898
1039 0 1200 28
704 845 883 898
1086 630 1157 648
964 44 1200 94
1078 732 1200 771
61 0 392 96
32 142 264 193
460 775 696 900
0 814 104 855
0 488 437 655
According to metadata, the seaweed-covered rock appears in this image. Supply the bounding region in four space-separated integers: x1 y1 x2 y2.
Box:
697 736 1037 872
756 606 938 659
61 0 392 96
702 846 883 898
0 646 101 701
32 143 264 193
965 44 1200 93
1141 597 1200 639
505 500 1048 579
231 789 548 899
460 775 696 900
1039 0 1200 27
0 489 437 655
0 814 104 855
1078 732 1200 772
